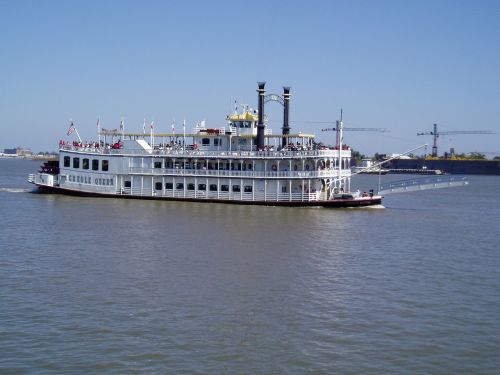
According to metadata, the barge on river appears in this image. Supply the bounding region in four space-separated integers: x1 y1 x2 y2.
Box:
28 83 382 208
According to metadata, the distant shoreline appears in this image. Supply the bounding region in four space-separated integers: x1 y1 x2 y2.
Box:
0 154 58 161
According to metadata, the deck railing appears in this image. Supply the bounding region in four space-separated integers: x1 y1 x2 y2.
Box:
128 167 350 179
59 145 350 159
119 187 321 202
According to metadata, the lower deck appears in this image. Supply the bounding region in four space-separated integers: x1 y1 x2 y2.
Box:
32 182 382 208
28 171 381 207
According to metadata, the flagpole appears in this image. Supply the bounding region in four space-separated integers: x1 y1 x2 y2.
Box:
183 117 186 149
97 117 101 146
74 126 83 143
68 120 83 143
150 121 154 148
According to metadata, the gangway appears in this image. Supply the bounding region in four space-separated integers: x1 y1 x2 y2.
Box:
378 176 468 195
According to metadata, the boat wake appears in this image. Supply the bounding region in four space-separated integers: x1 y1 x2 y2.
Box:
366 204 385 209
0 187 31 193
349 204 385 209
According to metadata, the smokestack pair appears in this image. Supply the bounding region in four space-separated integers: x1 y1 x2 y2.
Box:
256 82 291 150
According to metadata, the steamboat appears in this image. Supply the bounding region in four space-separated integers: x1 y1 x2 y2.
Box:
28 83 382 207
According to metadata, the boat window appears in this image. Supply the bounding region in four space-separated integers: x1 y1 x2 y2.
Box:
187 183 195 191
232 185 240 192
244 185 253 193
154 161 162 169
198 184 206 191
221 185 229 192
82 158 89 169
92 160 99 171
64 156 70 167
73 157 80 169
124 181 131 188
238 139 247 145
209 184 217 191
155 182 162 190
165 182 173 189
202 138 210 146
214 138 221 146
102 160 109 171
282 186 287 193
176 183 184 190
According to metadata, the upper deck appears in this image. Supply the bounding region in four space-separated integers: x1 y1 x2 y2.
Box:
59 142 352 159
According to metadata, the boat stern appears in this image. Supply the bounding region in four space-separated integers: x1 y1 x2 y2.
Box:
28 172 59 189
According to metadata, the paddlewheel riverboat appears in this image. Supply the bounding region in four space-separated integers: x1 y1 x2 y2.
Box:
29 83 382 207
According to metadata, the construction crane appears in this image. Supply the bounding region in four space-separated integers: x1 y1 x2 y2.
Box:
292 110 388 148
321 125 388 148
417 123 494 157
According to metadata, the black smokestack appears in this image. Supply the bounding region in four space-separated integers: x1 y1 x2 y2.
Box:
256 81 266 150
282 86 291 148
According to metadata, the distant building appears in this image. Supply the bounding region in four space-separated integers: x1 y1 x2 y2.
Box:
3 147 33 156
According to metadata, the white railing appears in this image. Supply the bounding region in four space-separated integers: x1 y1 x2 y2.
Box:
378 176 469 195
128 167 350 179
118 187 320 202
59 145 348 159
28 173 58 186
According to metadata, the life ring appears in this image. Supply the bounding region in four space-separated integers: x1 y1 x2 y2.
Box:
272 164 277 171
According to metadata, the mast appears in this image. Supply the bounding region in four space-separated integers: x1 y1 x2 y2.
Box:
432 123 438 157
338 109 343 191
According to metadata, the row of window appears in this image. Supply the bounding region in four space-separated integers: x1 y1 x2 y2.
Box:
153 161 254 170
64 156 109 171
232 121 253 128
201 138 221 146
163 183 252 192
124 180 253 193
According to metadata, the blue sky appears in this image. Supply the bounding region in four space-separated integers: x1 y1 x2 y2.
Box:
1 0 499 156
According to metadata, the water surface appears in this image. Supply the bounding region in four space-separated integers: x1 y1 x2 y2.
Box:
1 159 499 373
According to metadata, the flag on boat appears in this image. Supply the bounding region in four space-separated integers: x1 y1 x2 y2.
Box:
172 122 175 134
67 122 75 136
143 118 146 134
120 119 124 131
97 118 100 130
150 121 154 130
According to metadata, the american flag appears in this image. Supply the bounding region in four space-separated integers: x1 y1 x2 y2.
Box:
67 122 75 136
